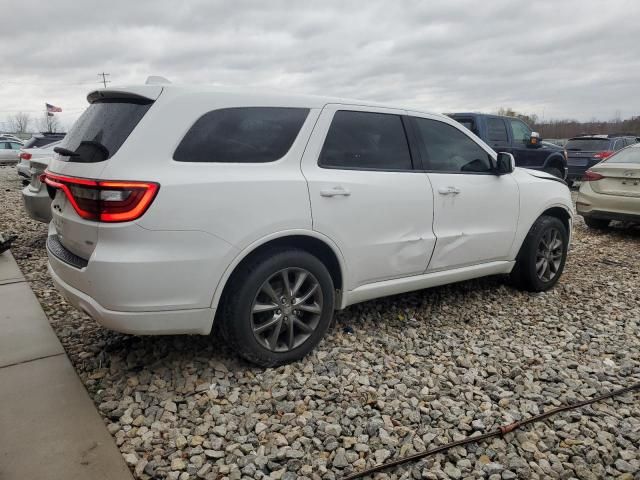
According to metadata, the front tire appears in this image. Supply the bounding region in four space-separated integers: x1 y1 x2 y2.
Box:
511 215 568 292
544 167 564 179
219 248 335 367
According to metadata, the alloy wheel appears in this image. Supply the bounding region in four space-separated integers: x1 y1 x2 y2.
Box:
535 227 564 282
250 268 323 352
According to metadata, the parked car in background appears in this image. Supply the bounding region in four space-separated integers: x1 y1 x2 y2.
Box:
0 140 23 165
566 134 639 185
22 157 53 223
448 113 568 179
22 132 66 149
44 85 573 366
577 143 640 228
16 140 61 182
0 134 25 143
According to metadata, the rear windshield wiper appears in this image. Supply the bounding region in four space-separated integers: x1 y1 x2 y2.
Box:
53 146 80 157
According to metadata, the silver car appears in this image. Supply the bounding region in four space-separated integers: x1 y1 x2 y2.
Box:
0 140 23 165
22 157 52 223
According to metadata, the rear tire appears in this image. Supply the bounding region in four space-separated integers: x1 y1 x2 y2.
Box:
219 248 335 367
584 217 610 229
544 167 563 179
511 215 568 292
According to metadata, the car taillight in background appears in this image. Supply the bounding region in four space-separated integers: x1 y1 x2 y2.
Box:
19 152 32 161
593 151 614 160
43 173 159 222
582 170 604 182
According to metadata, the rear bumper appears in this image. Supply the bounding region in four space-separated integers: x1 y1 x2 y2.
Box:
567 160 600 181
48 261 215 335
576 183 640 223
21 185 52 223
17 162 30 179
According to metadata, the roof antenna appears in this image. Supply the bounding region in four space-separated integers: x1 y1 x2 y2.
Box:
145 76 171 85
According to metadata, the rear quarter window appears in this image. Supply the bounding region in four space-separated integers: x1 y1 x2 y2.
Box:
174 107 309 163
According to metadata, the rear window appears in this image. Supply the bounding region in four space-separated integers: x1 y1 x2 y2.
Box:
565 138 611 151
58 100 152 163
487 118 508 143
174 107 309 163
605 147 640 164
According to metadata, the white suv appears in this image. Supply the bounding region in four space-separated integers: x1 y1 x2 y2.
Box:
45 85 573 366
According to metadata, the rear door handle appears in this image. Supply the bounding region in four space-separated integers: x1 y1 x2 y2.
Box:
320 186 351 197
438 186 461 195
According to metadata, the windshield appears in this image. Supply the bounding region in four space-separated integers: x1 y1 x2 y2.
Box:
58 99 152 163
605 147 640 164
565 138 611 151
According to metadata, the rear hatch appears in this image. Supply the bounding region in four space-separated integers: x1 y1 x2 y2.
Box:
590 148 640 197
565 138 612 167
46 86 162 260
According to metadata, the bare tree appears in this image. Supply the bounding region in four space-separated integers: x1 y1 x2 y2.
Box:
9 112 31 133
38 113 61 133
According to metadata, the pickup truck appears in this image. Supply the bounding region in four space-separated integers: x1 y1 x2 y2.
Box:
448 113 567 179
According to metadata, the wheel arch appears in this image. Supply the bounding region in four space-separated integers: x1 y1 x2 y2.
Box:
543 153 567 172
210 230 347 316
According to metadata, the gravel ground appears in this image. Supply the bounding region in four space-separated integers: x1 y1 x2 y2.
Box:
1 165 639 480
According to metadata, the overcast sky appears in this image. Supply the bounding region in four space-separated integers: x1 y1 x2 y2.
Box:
1 0 639 131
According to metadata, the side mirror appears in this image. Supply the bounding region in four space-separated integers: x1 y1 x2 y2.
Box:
528 131 541 147
495 152 515 175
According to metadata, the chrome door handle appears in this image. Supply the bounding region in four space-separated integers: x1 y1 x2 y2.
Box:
320 187 351 197
438 186 461 195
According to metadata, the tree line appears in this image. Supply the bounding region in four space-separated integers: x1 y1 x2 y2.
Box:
3 111 60 134
497 108 640 139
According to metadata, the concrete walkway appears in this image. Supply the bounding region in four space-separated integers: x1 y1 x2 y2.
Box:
0 250 132 479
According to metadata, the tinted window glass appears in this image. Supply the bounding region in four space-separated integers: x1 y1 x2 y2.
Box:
605 147 640 164
565 138 611 151
487 118 508 143
509 119 531 143
1 143 9 149
414 118 493 173
10 142 22 150
174 107 309 163
454 118 478 135
319 111 412 170
58 100 152 163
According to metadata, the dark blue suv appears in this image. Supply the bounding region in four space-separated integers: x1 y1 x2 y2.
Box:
448 113 567 179
566 134 639 183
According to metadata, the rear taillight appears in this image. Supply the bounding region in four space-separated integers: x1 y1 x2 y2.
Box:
20 152 32 160
582 170 604 182
593 151 614 160
43 172 159 222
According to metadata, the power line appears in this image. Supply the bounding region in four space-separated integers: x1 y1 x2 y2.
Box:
98 72 111 88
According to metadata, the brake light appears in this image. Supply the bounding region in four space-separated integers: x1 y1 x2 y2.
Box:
43 172 159 222
593 151 613 160
20 152 32 160
582 170 604 181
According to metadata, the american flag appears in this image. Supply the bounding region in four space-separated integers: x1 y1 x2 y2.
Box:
46 103 62 113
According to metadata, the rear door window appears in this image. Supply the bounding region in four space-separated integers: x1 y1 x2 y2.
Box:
58 100 153 163
174 107 309 163
319 110 413 170
487 118 509 143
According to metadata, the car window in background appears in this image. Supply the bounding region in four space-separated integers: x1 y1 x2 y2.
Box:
612 139 623 150
605 147 640 164
456 119 478 135
487 118 508 143
175 107 309 163
565 139 611 151
414 117 492 173
319 110 412 170
1 143 9 149
509 119 531 144
10 142 22 150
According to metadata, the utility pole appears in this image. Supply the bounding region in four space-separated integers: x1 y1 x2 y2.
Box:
98 72 111 88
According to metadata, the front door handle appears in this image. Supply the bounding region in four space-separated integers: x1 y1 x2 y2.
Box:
438 186 461 195
320 186 351 197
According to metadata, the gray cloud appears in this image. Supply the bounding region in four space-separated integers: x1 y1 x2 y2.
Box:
2 0 639 131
